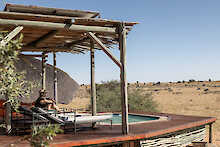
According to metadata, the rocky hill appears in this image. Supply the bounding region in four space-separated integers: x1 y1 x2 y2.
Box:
13 56 79 104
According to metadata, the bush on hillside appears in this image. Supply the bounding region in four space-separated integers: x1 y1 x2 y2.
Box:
95 80 158 112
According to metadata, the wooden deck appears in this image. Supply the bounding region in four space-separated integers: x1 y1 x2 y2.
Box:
0 112 216 147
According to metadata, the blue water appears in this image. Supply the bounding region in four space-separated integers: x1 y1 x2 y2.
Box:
108 114 159 124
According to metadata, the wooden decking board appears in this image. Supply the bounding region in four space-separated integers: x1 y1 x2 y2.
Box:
0 112 216 147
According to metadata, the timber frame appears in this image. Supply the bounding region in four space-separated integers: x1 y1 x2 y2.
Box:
0 4 138 134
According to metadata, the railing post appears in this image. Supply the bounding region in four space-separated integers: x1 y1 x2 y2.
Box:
209 123 213 143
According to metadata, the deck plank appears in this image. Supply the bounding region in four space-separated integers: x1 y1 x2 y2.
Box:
0 112 216 147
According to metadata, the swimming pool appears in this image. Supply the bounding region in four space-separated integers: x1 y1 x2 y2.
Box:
103 113 162 125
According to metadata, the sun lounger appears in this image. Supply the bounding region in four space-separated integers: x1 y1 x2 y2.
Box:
18 106 48 122
31 107 65 124
60 114 113 124
31 107 113 133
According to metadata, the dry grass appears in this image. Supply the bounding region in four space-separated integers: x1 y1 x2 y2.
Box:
58 86 90 111
148 82 220 146
62 81 220 145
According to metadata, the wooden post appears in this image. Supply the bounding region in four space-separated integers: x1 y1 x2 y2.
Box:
209 123 212 143
42 52 46 90
90 39 96 128
53 52 58 104
119 23 129 134
5 93 12 134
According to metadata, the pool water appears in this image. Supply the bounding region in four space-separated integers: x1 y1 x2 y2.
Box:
106 114 159 124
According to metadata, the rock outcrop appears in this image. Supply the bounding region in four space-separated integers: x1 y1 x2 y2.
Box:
13 56 79 104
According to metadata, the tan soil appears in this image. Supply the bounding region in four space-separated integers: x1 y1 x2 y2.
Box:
60 81 220 146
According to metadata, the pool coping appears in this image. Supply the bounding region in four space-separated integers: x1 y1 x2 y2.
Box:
99 112 169 125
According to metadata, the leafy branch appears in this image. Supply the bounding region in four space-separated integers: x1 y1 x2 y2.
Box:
0 31 36 111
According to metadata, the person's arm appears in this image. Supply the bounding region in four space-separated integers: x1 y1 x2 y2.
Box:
40 98 54 104
46 98 56 103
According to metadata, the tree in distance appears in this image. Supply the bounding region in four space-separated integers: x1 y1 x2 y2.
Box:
95 80 158 112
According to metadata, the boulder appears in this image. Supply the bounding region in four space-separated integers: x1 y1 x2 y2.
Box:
1 56 79 104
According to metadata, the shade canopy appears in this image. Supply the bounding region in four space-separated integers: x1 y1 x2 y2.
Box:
0 4 138 54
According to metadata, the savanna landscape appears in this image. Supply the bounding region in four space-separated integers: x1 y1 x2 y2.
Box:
60 80 220 146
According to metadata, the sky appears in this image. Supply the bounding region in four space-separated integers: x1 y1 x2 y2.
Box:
1 0 220 84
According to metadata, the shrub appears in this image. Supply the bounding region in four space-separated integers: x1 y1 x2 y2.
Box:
0 31 36 111
26 124 63 147
128 88 158 112
189 79 195 83
96 80 158 112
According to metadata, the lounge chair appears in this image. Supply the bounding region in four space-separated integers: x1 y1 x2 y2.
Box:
18 106 48 123
31 107 113 133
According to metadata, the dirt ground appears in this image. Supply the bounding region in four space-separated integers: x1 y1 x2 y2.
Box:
60 81 220 146
149 82 220 146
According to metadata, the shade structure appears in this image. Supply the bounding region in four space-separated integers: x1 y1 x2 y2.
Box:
0 3 138 135
0 4 137 54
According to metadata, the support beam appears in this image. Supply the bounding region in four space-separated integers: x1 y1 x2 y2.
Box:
0 26 23 47
119 23 129 134
209 123 213 143
42 52 47 90
87 32 122 69
21 46 84 53
19 54 48 58
0 11 73 23
0 18 116 34
53 52 58 104
90 39 96 128
27 30 57 47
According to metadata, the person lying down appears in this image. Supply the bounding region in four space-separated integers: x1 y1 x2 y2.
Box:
35 89 61 112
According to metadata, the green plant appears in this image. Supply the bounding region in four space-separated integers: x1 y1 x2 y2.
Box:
0 31 35 111
128 88 158 112
96 80 158 112
27 124 63 147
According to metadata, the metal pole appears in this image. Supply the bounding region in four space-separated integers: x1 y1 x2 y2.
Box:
119 23 129 134
90 39 97 128
53 52 58 104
